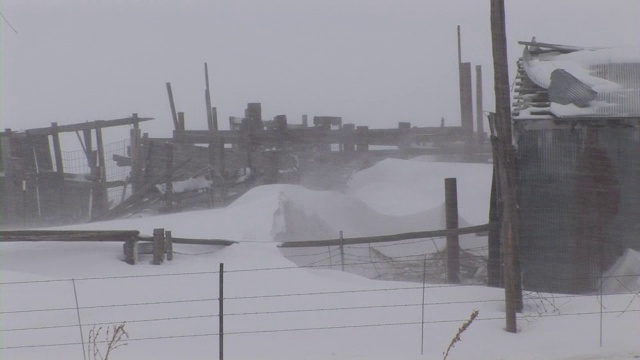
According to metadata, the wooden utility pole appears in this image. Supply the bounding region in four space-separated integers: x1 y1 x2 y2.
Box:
490 0 523 333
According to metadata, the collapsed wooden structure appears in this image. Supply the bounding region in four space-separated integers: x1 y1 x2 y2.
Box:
1 115 152 228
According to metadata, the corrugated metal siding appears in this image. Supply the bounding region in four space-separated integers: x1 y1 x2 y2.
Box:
516 127 640 293
589 63 640 117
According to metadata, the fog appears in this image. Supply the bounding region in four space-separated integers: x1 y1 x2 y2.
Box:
1 0 638 139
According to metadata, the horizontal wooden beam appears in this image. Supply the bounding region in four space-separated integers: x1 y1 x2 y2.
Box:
278 223 491 248
174 126 465 146
138 236 237 246
24 116 154 136
0 230 140 242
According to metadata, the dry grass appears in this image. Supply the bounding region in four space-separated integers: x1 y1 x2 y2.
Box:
443 309 479 360
87 323 129 360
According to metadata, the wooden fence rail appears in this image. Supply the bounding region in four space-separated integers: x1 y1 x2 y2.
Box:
278 223 491 248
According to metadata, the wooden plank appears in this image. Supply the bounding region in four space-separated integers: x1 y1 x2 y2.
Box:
279 223 490 248
174 126 466 147
0 230 140 242
25 115 153 136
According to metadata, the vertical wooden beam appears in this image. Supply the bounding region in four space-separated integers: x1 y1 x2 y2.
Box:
166 82 179 131
178 112 186 132
488 165 503 287
94 127 108 216
356 126 369 152
152 228 165 265
130 121 143 195
124 237 138 265
164 142 174 211
1 129 18 225
212 106 219 132
343 124 355 152
476 65 485 143
398 122 411 159
205 63 214 131
445 178 460 283
51 122 64 174
490 0 522 333
82 129 94 169
459 62 474 138
165 230 173 261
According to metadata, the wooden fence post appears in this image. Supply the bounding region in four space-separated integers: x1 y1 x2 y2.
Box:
445 178 460 283
165 230 173 261
152 228 165 265
124 237 138 265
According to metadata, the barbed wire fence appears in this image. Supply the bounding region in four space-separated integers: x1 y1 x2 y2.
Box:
1 258 639 360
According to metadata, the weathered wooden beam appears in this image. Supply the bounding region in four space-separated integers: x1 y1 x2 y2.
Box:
279 223 490 248
25 116 153 136
173 126 466 147
0 230 140 242
51 122 64 174
166 83 179 131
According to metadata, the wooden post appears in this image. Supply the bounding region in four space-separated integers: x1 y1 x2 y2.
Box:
487 165 503 287
219 263 224 360
398 122 411 159
130 120 143 194
343 124 355 152
356 126 369 152
1 129 19 225
164 142 174 211
166 82 180 131
152 228 165 265
165 230 173 261
491 0 522 333
124 237 138 265
205 63 214 131
82 129 94 169
212 106 219 132
457 26 474 140
476 65 485 144
94 126 108 215
445 178 460 283
178 112 185 132
51 123 64 174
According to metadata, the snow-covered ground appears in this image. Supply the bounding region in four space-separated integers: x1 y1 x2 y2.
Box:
1 158 639 360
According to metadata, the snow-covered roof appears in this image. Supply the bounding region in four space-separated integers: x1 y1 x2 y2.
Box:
513 40 640 120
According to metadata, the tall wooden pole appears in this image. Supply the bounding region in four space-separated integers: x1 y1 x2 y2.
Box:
476 65 485 143
166 82 179 131
205 63 214 132
490 0 523 333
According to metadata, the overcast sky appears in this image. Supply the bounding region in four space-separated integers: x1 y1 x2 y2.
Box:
1 0 638 141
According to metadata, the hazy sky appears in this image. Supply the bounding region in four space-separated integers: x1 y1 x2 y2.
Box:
1 0 638 141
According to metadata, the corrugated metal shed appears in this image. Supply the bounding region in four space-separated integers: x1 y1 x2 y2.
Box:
513 40 640 119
